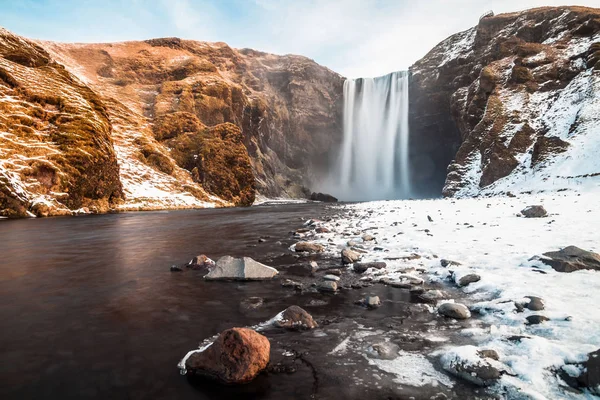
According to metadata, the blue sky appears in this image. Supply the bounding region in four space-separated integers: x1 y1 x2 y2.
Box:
1 0 598 77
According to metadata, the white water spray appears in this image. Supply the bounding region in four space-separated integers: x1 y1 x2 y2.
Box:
326 71 412 201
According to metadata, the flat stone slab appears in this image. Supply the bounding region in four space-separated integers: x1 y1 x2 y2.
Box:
205 256 278 280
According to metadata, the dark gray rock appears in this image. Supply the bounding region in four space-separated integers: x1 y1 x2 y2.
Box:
438 303 471 319
524 296 545 311
310 192 338 202
457 273 481 287
521 205 548 218
526 315 550 325
353 262 387 274
170 265 184 272
541 246 600 272
578 349 600 395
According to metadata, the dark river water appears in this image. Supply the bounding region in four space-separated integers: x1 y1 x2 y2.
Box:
0 204 478 400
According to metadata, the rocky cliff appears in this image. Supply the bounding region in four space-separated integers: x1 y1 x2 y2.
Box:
409 6 600 197
0 29 343 216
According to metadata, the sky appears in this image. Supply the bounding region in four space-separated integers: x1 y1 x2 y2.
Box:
1 0 599 78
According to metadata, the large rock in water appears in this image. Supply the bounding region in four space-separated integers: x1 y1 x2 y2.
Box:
184 328 270 384
541 246 600 272
204 256 278 280
578 349 600 395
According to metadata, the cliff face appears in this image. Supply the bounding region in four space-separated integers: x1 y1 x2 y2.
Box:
0 29 343 216
410 6 600 197
0 28 123 217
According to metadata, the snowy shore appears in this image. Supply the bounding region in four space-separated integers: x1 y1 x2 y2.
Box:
314 188 600 399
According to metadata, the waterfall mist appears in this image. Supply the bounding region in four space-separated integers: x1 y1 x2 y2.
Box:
323 71 412 201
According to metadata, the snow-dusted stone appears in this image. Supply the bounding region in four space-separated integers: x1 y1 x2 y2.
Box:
521 205 548 218
526 314 549 325
353 262 386 274
397 274 424 285
457 273 481 287
271 306 318 330
365 295 381 308
347 240 358 247
362 234 375 242
317 280 338 292
419 290 446 302
341 248 361 264
477 349 500 361
440 259 461 267
294 241 324 253
183 328 270 384
366 342 399 360
323 274 340 282
524 296 545 311
541 246 600 272
440 346 504 387
438 302 471 319
205 256 278 280
187 254 216 270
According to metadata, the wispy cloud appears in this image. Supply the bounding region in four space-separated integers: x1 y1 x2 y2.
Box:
0 0 594 77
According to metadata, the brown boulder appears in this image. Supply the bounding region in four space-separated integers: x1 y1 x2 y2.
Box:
272 305 318 330
185 328 270 384
541 246 600 272
294 241 324 253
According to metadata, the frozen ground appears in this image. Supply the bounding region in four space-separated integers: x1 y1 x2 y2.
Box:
312 186 600 399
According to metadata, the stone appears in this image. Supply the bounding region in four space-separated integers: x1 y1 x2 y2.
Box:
294 241 325 253
366 296 381 308
204 256 278 280
272 306 318 330
397 274 424 285
310 192 338 202
477 349 500 361
438 303 471 319
578 349 600 395
457 273 481 287
310 261 319 270
362 234 375 242
341 248 361 264
239 297 264 312
323 274 340 282
353 262 387 274
317 281 338 292
315 227 330 233
184 328 270 384
526 315 549 325
187 254 216 270
170 265 184 272
441 346 502 387
521 205 548 218
418 290 446 302
440 259 461 267
366 342 399 360
347 240 358 247
281 279 302 290
541 246 600 272
328 269 342 276
524 296 545 311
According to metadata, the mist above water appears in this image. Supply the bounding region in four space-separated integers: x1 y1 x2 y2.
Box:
324 71 412 201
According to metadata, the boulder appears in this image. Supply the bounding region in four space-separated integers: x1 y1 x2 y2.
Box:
440 346 503 387
353 262 387 274
317 280 338 292
294 241 325 253
187 254 216 270
524 296 545 311
272 306 318 330
310 192 338 202
438 303 471 319
526 315 549 325
541 246 600 272
341 248 361 264
184 328 270 384
204 256 278 280
365 296 381 309
521 205 548 218
456 273 481 287
578 349 600 395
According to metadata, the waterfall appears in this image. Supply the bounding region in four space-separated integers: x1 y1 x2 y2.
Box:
327 71 412 201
